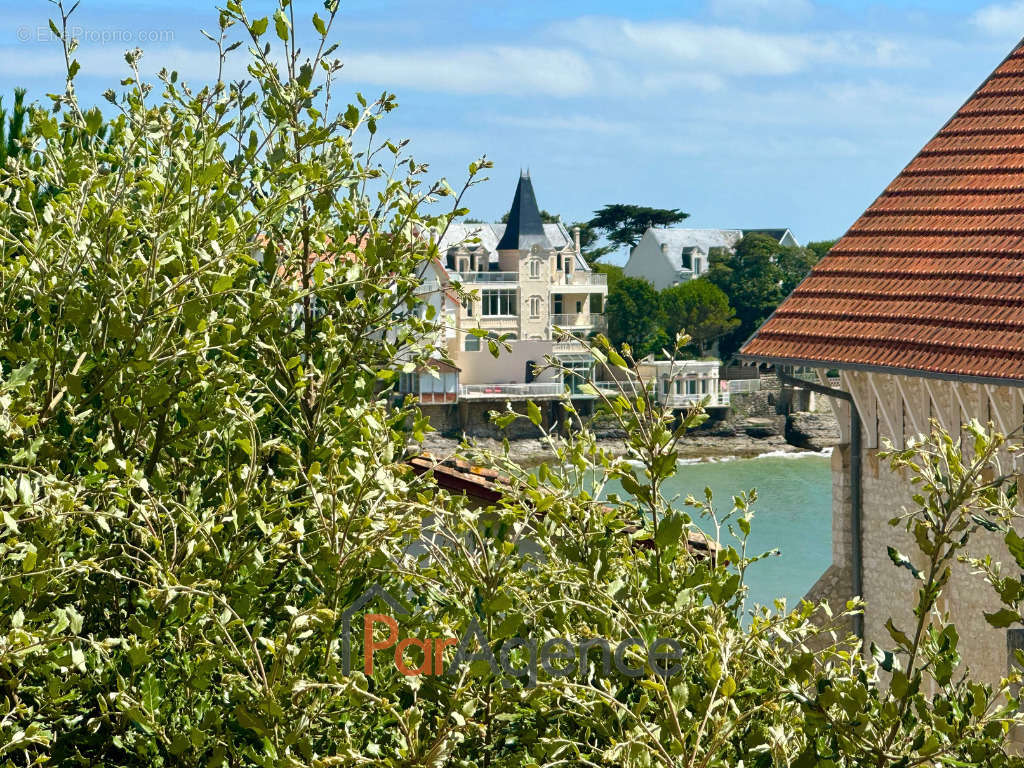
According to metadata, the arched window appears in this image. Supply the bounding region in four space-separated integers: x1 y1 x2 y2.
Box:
529 259 541 279
529 296 541 317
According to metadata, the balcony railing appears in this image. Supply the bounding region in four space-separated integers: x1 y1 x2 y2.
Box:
728 379 762 394
460 383 564 399
459 271 518 283
550 313 606 332
660 392 731 408
563 271 608 287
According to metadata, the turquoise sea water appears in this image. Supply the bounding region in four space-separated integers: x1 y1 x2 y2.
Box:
609 452 833 611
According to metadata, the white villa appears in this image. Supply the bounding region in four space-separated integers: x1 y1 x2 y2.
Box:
647 359 730 409
404 172 609 405
625 227 800 291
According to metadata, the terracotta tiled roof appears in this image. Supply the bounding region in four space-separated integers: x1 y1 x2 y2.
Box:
741 42 1024 384
407 453 719 558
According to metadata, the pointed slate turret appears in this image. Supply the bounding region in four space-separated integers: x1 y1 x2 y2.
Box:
741 40 1024 384
497 172 550 251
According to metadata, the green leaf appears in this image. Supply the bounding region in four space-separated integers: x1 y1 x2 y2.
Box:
251 17 269 36
721 676 736 697
885 618 912 650
887 546 923 580
273 10 290 41
312 12 326 35
526 400 542 427
84 107 103 135
141 672 163 714
655 514 685 548
985 609 1020 629
22 545 36 573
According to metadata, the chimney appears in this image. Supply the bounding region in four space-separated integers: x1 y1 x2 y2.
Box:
573 226 582 257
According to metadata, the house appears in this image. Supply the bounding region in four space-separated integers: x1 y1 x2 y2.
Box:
625 227 800 291
647 358 730 409
404 172 609 406
739 40 1024 685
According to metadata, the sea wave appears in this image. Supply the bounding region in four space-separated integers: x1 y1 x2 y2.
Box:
678 448 833 465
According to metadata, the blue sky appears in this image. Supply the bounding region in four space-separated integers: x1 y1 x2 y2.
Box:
2 0 1024 262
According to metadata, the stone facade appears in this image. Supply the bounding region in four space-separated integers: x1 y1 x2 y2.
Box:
810 370 1024 686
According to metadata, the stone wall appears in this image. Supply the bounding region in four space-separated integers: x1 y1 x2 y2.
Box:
859 450 1013 687
810 373 1024 688
421 398 593 441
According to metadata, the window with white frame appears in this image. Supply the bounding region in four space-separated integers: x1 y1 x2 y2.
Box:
529 259 541 279
529 296 541 317
465 334 481 352
482 289 517 316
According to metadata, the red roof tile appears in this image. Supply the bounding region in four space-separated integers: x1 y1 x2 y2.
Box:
741 44 1024 383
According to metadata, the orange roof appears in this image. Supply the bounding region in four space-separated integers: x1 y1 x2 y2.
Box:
741 41 1024 385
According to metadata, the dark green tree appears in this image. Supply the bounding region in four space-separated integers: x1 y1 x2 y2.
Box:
594 262 624 292
568 219 616 264
660 279 739 356
807 238 839 262
500 208 560 224
587 203 689 251
606 276 664 357
0 87 28 167
706 233 820 358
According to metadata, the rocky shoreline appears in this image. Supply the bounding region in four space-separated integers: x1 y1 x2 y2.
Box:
417 410 841 466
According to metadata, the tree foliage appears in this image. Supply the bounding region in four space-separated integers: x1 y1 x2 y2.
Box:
659 279 739 356
569 219 616 265
588 203 690 251
605 276 665 358
499 208 561 224
706 233 819 358
0 87 28 168
1 2 1023 767
807 238 839 262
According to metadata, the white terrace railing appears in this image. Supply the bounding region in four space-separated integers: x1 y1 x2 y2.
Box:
458 271 518 283
728 379 762 394
550 313 606 331
459 383 564 399
661 392 731 408
564 271 608 287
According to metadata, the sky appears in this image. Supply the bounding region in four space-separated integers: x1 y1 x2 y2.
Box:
2 0 1024 263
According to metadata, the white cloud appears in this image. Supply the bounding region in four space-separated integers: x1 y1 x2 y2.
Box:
0 43 237 83
550 17 921 82
709 0 814 23
339 46 594 97
972 1 1024 37
483 113 632 137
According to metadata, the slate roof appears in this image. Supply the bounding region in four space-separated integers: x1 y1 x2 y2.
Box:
497 172 551 250
644 228 745 271
740 41 1024 385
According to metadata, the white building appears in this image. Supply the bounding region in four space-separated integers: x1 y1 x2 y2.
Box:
404 173 609 403
625 228 800 291
647 359 730 409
